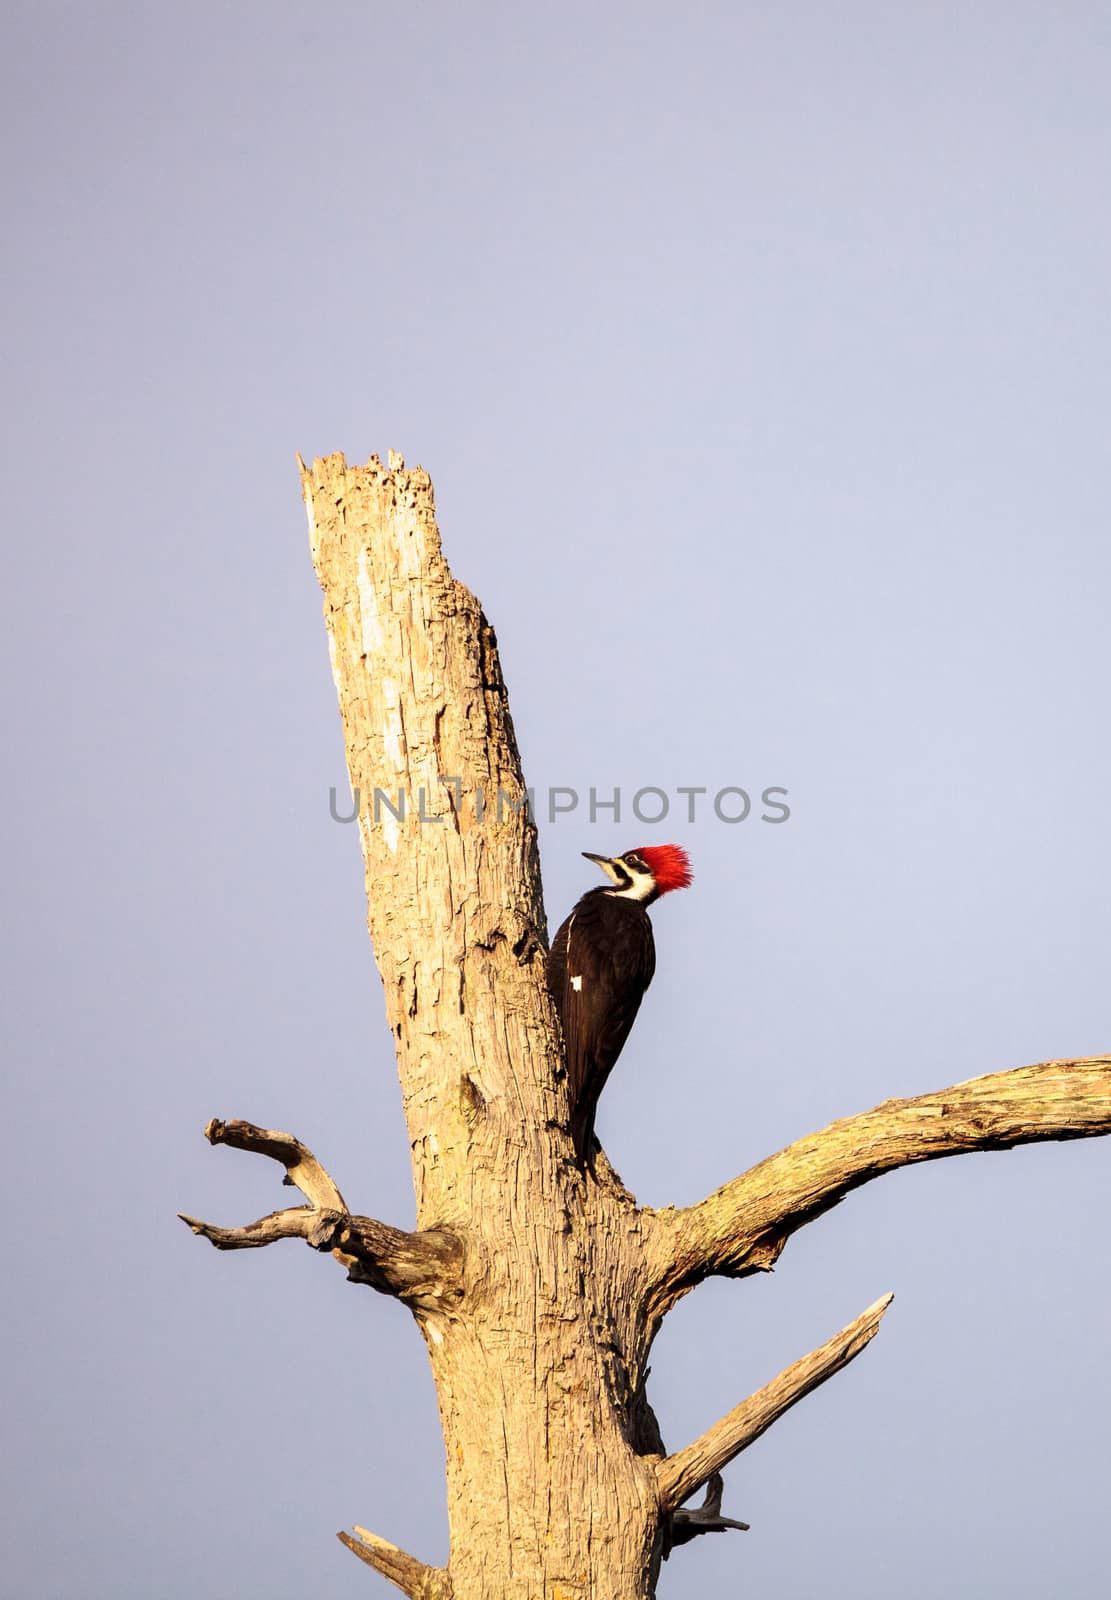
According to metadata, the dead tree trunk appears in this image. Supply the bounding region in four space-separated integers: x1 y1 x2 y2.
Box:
181 451 1111 1600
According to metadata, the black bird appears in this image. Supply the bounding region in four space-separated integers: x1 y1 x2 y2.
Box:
548 844 693 1157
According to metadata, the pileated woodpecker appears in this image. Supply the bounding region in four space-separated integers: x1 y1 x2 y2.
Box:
548 844 693 1158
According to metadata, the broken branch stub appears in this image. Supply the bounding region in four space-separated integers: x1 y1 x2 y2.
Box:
180 1120 462 1310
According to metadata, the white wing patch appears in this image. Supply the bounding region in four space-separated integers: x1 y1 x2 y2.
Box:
563 914 583 991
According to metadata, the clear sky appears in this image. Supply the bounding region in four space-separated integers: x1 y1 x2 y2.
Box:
4 3 1110 1596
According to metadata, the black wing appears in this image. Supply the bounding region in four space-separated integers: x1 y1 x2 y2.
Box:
548 891 656 1155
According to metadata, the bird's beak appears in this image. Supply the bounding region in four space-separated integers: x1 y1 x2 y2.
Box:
582 851 623 886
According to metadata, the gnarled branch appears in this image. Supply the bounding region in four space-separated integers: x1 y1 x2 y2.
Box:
178 1119 462 1309
665 1472 749 1556
201 1117 348 1208
648 1056 1111 1313
656 1293 893 1514
339 1525 451 1598
178 1206 343 1251
337 1216 463 1306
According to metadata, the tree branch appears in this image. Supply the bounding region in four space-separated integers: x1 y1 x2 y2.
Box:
179 1119 462 1309
656 1293 894 1513
338 1526 452 1598
665 1472 749 1556
650 1056 1111 1310
337 1217 463 1306
202 1117 348 1208
177 1206 338 1250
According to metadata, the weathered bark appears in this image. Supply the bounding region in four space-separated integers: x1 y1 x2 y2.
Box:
302 449 663 1599
179 450 1111 1599
338 1527 451 1599
655 1294 893 1512
644 1056 1111 1318
665 1474 749 1554
178 1120 462 1307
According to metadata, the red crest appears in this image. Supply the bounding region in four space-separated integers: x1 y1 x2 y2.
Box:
634 844 693 895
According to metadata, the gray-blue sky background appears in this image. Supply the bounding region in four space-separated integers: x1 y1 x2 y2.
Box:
4 3 1109 1596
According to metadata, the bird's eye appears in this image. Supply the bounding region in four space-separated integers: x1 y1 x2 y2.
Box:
624 853 643 869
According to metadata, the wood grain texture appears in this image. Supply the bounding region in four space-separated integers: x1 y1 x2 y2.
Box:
179 1118 462 1307
301 451 665 1599
338 1526 451 1599
646 1057 1111 1316
656 1294 894 1511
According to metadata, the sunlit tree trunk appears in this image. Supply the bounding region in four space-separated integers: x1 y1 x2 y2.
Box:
180 451 1111 1600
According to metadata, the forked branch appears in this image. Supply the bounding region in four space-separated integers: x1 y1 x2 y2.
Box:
656 1293 894 1513
665 1472 750 1556
338 1525 451 1599
178 1119 462 1309
649 1056 1111 1312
